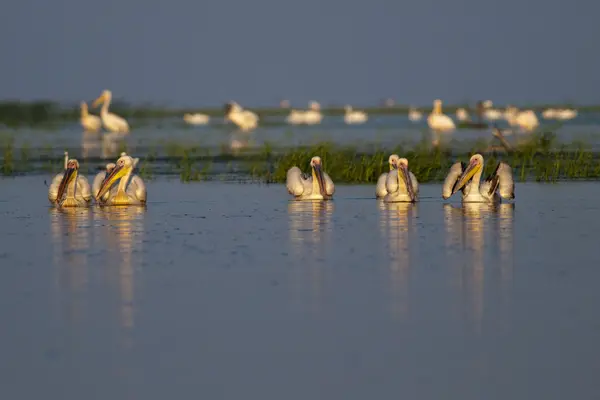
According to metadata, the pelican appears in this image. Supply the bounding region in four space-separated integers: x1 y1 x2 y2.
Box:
183 113 210 125
383 158 418 203
92 90 130 133
80 101 101 132
481 100 503 121
95 154 147 205
505 107 539 131
408 107 422 122
286 156 335 200
224 102 259 131
303 101 323 125
92 162 116 202
456 107 471 122
376 154 399 198
443 154 514 203
48 152 91 207
555 109 578 120
286 109 307 125
428 99 456 132
344 105 368 124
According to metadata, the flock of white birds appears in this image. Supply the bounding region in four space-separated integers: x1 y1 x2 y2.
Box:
79 90 579 135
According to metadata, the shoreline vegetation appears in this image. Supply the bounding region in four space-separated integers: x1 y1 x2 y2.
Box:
0 100 595 127
2 133 600 183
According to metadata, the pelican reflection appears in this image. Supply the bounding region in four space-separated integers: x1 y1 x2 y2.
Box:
288 201 334 312
50 207 93 324
379 201 418 320
443 202 514 335
94 206 146 347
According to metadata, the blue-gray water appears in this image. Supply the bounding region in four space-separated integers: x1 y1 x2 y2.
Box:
1 177 599 399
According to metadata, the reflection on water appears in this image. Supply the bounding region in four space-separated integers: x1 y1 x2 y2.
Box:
287 201 334 312
80 130 130 160
378 201 418 320
443 202 514 335
50 207 93 323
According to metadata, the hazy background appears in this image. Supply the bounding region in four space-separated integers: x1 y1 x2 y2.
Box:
1 0 598 107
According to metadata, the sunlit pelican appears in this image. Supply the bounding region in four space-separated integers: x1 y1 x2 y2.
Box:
456 107 471 122
504 106 539 132
286 156 335 200
224 102 259 132
96 154 147 206
383 158 419 203
344 105 368 124
80 101 101 132
92 90 130 133
183 113 210 125
48 153 91 207
481 100 502 121
408 107 422 122
544 108 577 121
428 99 455 132
303 101 323 125
92 162 116 202
443 154 514 203
376 154 400 198
286 109 307 125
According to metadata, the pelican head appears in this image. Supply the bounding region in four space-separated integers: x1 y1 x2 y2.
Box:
453 154 484 195
388 154 400 170
56 159 80 204
92 90 112 108
433 99 442 114
309 101 321 111
397 158 416 202
310 156 327 196
96 154 134 200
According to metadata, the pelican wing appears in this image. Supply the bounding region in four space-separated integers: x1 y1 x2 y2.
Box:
323 171 335 196
410 171 419 197
376 172 388 198
128 175 147 203
385 169 399 194
286 167 308 196
48 173 64 203
77 176 92 202
442 161 465 199
483 162 514 200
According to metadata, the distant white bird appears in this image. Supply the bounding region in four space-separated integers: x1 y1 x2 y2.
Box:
303 101 323 125
408 107 422 122
383 158 419 203
505 106 539 131
286 156 335 200
376 154 400 198
224 102 259 131
92 90 130 133
427 99 455 132
443 154 514 203
80 101 101 132
456 108 471 122
481 100 503 121
183 113 210 125
286 109 307 125
544 108 577 121
344 105 368 124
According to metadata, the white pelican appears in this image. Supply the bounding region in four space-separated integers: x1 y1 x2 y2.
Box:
505 107 539 131
48 152 91 207
303 101 323 125
383 158 419 203
408 107 422 122
286 156 335 200
92 162 116 202
95 154 147 205
286 109 307 125
224 102 259 131
542 108 557 119
92 90 130 133
544 108 577 120
428 99 456 132
80 101 101 132
183 113 210 125
442 154 514 203
376 154 400 198
344 105 368 124
481 101 503 121
456 108 471 122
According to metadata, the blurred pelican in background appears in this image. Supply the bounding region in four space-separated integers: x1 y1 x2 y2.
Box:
48 152 91 207
92 162 116 202
286 109 307 125
542 108 577 120
183 113 210 125
303 101 323 125
286 156 335 200
376 154 400 198
428 99 455 132
92 90 130 133
456 107 471 122
408 107 422 122
344 105 368 124
224 102 259 132
481 100 503 121
80 101 101 132
504 106 539 132
443 154 514 203
383 158 418 203
96 154 146 206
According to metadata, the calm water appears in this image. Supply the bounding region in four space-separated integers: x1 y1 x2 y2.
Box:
1 178 600 399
